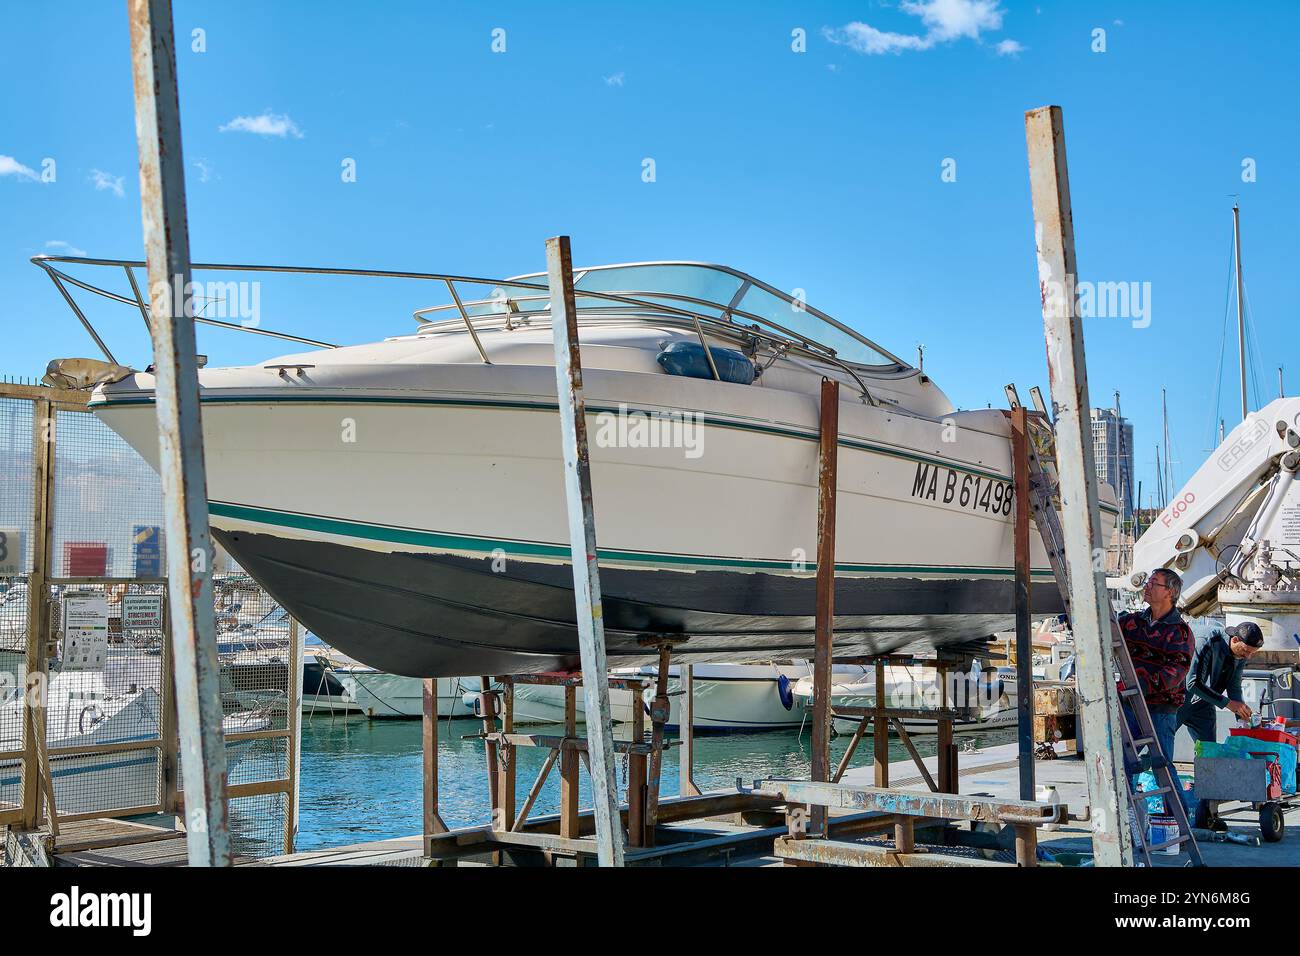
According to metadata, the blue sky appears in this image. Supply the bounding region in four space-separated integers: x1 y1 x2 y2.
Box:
2 0 1296 505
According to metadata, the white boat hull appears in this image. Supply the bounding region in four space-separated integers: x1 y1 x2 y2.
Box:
93 334 1116 677
337 670 479 719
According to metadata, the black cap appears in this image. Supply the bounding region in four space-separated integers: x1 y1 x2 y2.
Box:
1227 622 1265 647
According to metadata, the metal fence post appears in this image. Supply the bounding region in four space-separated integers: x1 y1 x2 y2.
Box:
1024 105 1132 866
545 235 625 867
127 0 231 866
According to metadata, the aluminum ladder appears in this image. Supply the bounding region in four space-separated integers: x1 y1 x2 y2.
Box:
1007 384 1203 867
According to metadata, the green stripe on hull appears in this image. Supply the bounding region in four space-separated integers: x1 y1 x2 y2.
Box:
209 500 1057 579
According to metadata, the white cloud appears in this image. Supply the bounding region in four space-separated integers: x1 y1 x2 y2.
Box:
89 169 125 197
603 71 625 87
903 0 1003 41
0 155 39 181
996 38 1025 56
45 240 88 257
192 157 215 182
219 111 304 139
824 22 933 54
825 0 1010 55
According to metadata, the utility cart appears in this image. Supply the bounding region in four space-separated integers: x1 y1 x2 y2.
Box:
1194 744 1297 843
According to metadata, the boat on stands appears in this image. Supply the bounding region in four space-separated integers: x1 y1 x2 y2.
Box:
38 256 1119 677
332 666 480 719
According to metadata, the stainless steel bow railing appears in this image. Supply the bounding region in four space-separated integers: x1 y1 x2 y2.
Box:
30 255 902 402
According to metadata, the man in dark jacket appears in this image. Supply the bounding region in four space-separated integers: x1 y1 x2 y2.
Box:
1118 568 1196 787
1176 622 1265 743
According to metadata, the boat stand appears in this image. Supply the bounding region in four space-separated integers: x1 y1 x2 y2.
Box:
420 641 788 865
825 652 986 793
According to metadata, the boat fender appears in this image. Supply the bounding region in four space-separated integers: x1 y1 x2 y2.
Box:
777 674 795 711
657 340 756 385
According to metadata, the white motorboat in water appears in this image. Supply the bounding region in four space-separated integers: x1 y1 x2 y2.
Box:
615 662 872 731
791 663 1018 735
333 666 480 719
41 256 1119 677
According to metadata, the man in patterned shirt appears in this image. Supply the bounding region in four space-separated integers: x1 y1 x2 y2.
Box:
1119 568 1196 810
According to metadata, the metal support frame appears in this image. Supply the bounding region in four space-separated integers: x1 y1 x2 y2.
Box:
129 0 231 866
759 777 1064 868
810 377 839 835
1011 404 1036 799
546 234 625 866
1024 105 1131 866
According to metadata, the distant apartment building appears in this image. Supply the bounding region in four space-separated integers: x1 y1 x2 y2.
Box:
1091 406 1135 523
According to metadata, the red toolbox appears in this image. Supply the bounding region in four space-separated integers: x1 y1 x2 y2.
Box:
1229 724 1299 747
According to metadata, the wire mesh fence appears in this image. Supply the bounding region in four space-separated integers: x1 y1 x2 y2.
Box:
0 388 301 855
52 407 166 579
0 396 37 823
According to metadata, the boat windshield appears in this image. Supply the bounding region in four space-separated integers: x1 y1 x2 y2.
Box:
507 263 903 368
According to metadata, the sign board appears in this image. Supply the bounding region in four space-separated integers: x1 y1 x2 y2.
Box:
0 527 25 576
132 525 162 577
122 593 164 630
63 541 108 577
62 593 110 671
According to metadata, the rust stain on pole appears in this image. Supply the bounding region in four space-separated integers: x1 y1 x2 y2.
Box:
810 377 839 835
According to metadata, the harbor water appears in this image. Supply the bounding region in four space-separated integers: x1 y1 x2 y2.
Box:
294 715 1018 852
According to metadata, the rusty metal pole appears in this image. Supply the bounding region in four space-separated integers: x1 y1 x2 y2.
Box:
422 679 446 855
1024 105 1132 867
128 0 230 866
810 377 839 836
546 235 625 867
1011 405 1035 799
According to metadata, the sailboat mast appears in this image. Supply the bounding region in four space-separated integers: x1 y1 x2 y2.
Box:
1162 387 1172 503
1234 202 1248 421
1159 442 1170 512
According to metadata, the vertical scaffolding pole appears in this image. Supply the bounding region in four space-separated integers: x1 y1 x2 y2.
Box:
546 235 625 867
810 377 839 836
1024 105 1131 867
1011 405 1035 799
128 0 231 866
